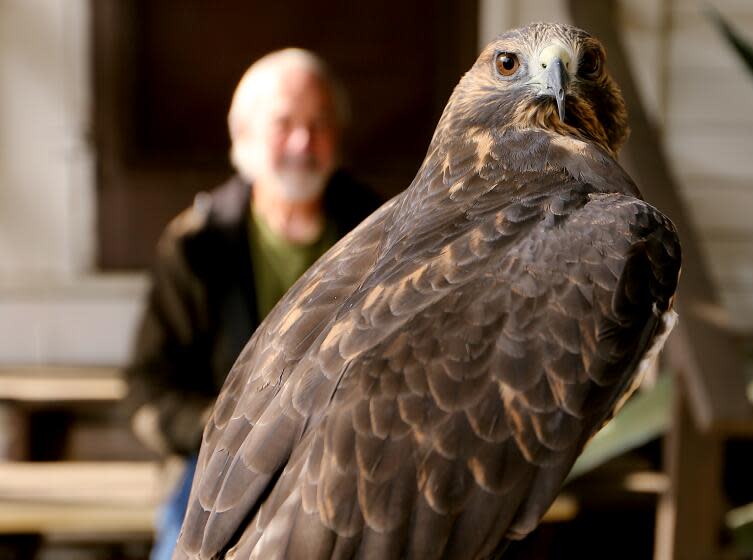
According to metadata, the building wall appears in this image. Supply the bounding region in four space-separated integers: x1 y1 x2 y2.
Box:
0 0 93 277
0 0 144 366
665 0 753 327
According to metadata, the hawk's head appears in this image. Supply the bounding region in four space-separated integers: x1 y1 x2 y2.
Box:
438 23 628 156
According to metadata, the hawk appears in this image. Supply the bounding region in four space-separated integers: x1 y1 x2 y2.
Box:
175 23 681 559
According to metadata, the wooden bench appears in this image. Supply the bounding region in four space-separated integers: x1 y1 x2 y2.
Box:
0 366 126 403
0 461 159 535
0 365 153 462
0 365 161 557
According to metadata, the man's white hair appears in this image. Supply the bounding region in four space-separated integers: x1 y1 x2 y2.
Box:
227 48 349 142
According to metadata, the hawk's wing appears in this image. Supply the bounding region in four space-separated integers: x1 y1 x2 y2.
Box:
175 196 398 556
176 162 679 560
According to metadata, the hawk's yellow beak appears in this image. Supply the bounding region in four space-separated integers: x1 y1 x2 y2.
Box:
535 44 571 123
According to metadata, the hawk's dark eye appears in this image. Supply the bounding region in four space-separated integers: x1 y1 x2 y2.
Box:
579 48 602 78
495 52 520 77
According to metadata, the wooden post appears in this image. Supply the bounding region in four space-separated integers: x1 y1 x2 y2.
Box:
654 381 724 560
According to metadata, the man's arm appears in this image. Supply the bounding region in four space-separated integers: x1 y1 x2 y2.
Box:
125 213 215 456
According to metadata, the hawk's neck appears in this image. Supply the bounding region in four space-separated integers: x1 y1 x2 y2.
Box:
435 127 639 198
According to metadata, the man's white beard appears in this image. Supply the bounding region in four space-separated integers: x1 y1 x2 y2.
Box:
275 168 328 203
231 142 330 203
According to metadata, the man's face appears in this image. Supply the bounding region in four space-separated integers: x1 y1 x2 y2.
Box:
240 68 339 203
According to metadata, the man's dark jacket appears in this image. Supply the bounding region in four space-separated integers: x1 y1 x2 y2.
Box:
125 172 382 455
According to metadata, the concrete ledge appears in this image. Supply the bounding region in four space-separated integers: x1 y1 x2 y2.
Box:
0 274 147 366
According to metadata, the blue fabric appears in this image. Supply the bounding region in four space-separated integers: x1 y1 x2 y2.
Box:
151 456 198 560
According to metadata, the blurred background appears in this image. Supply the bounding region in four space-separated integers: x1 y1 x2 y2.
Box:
0 0 752 558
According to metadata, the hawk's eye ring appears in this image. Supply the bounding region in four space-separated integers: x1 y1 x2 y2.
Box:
579 48 602 77
495 52 520 77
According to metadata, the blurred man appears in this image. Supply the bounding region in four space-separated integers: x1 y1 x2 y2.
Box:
125 48 381 560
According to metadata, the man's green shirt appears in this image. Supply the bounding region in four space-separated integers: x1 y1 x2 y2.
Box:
248 205 338 321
